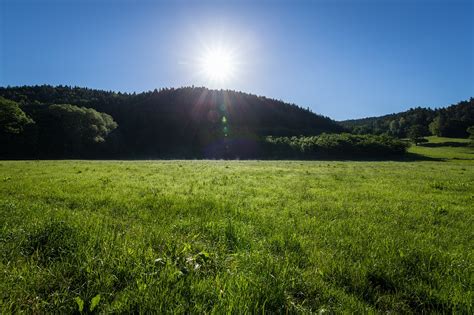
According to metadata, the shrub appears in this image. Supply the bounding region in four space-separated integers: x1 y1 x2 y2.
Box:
264 133 409 159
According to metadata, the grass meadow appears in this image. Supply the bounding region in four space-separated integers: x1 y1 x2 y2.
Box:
1 137 473 313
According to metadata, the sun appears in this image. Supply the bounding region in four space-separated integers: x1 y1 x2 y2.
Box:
199 46 237 83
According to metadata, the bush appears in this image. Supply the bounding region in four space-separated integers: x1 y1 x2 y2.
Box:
264 133 409 159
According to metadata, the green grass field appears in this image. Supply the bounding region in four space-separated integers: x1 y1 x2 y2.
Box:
1 137 473 313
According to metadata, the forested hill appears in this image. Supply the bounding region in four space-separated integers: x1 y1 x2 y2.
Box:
0 85 343 158
340 98 474 138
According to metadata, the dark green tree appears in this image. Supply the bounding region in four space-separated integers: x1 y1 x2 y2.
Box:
408 124 428 145
0 96 34 134
47 104 118 154
389 119 400 137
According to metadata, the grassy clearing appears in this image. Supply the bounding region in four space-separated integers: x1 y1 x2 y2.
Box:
0 137 473 313
409 136 473 160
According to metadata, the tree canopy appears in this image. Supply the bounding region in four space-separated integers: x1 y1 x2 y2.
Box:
1 85 470 159
0 98 117 158
48 104 117 144
341 98 474 138
0 85 343 158
0 96 34 134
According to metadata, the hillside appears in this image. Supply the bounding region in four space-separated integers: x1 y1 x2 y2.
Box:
0 85 344 158
340 98 474 138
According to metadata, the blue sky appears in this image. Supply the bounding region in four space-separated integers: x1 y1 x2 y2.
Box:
1 0 473 120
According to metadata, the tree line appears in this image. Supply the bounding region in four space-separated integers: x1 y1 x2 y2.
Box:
340 98 474 139
2 85 471 159
0 85 344 159
0 96 117 158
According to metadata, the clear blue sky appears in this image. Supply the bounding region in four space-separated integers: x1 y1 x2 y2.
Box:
1 0 473 120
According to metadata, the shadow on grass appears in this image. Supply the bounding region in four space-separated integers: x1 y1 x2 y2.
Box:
259 152 445 162
0 153 446 162
337 153 444 162
419 142 468 148
392 152 445 162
